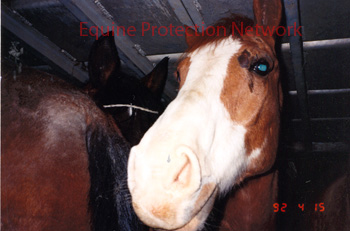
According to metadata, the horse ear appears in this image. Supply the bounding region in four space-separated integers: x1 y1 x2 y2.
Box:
253 0 282 33
141 57 169 100
88 32 121 92
184 25 197 47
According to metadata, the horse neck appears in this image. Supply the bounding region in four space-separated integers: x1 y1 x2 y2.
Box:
219 170 278 231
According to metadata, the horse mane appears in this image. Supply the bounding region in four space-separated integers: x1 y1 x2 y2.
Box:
186 14 255 53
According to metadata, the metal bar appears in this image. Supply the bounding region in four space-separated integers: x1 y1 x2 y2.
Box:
147 53 183 62
147 38 350 63
281 38 350 51
62 0 153 75
303 38 350 49
288 88 350 95
167 0 206 31
292 117 350 122
283 0 312 146
10 0 60 10
288 142 350 153
181 0 206 29
1 4 89 82
167 0 194 27
312 142 350 153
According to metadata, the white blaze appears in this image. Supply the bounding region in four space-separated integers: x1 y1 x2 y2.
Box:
130 37 248 194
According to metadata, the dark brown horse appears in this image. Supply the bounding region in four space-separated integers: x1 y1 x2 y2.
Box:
86 33 169 146
2 35 168 230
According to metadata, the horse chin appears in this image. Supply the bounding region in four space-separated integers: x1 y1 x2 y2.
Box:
152 183 218 231
175 186 218 231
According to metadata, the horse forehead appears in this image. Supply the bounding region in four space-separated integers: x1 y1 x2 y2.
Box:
183 37 242 94
189 37 242 66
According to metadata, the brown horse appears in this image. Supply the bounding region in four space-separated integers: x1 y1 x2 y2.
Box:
127 0 282 230
1 35 168 230
1 64 128 230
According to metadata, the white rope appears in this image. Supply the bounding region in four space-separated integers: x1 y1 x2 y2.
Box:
103 104 159 114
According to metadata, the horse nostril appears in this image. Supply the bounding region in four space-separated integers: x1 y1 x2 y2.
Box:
164 146 201 192
171 153 191 186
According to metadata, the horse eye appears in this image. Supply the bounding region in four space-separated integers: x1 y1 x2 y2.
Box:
251 59 270 76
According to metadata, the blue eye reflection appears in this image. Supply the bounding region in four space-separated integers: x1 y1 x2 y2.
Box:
251 59 270 76
258 64 268 72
